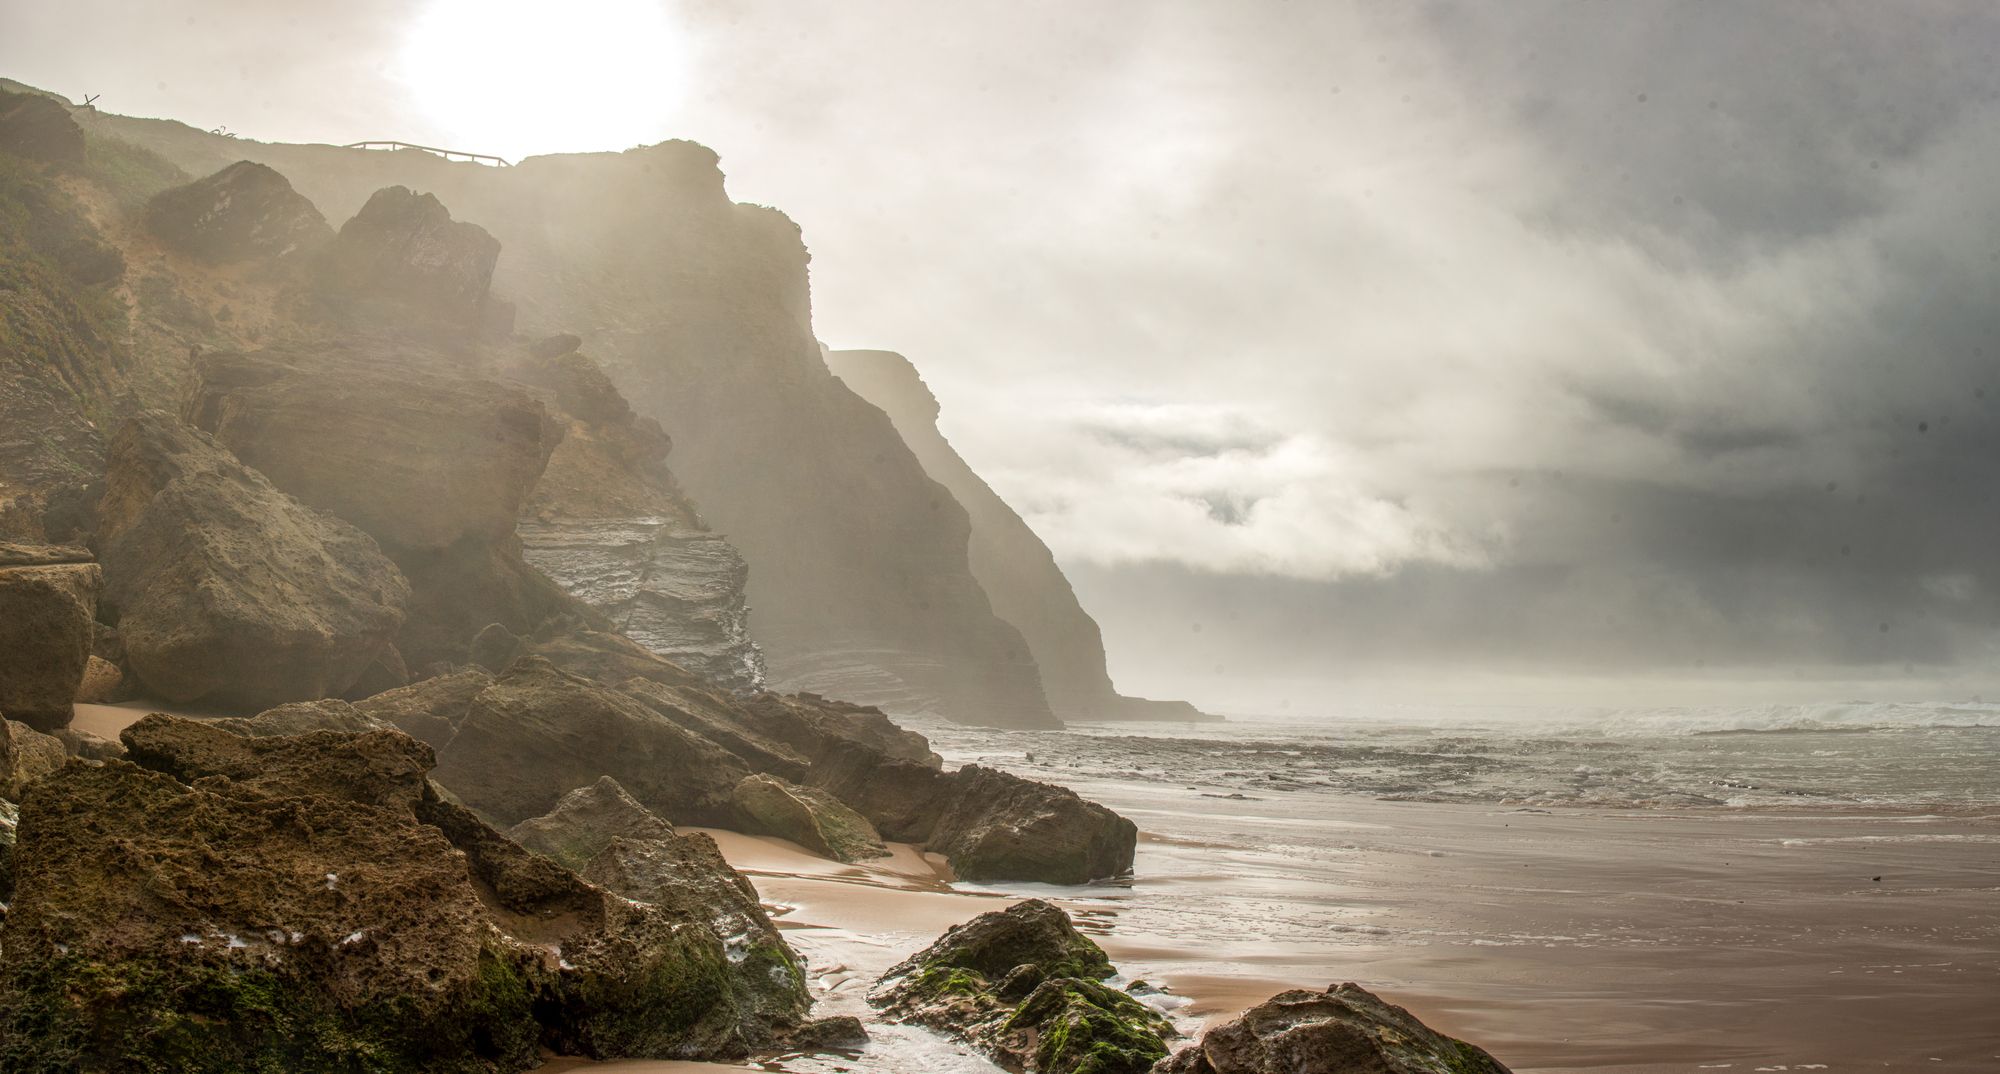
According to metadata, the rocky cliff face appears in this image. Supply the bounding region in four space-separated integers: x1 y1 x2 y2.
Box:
68 107 1058 727
828 350 1214 723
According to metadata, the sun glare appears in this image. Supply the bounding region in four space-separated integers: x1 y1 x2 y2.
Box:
397 0 692 161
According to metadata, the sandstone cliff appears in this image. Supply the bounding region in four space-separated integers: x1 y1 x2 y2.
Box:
828 349 1215 722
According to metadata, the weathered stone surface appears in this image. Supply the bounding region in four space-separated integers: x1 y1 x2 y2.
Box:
1 718 65 800
72 655 121 704
0 88 83 165
94 414 409 708
206 699 393 738
144 160 332 264
929 765 1138 885
0 718 811 1070
1152 983 1512 1074
318 185 503 325
0 543 98 730
187 350 562 553
620 677 812 782
732 773 887 862
51 726 123 762
397 537 596 670
507 775 676 871
432 656 749 827
351 667 491 752
873 900 1173 1074
808 739 953 844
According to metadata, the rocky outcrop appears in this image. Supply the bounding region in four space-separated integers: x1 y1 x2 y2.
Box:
506 775 677 870
1154 983 1512 1074
0 717 812 1070
432 656 749 827
731 773 888 862
926 765 1138 884
144 160 333 264
872 900 1175 1074
95 414 409 708
515 347 765 691
0 542 99 730
828 350 1216 724
317 184 504 329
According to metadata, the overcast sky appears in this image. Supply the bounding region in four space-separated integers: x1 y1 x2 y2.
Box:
8 0 1999 711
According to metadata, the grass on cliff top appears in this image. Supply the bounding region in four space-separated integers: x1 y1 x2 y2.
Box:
82 131 188 214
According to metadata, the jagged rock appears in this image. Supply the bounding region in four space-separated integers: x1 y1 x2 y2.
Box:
0 715 810 1071
731 773 888 862
1153 983 1512 1074
1 719 65 800
351 667 491 751
318 185 503 326
578 832 807 1036
94 414 409 708
206 699 393 738
872 900 1174 1074
0 543 99 730
143 160 333 264
506 775 676 870
928 765 1138 884
187 351 563 553
432 656 749 827
0 88 83 165
73 655 121 703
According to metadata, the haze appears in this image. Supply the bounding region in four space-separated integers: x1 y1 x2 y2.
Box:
9 0 1997 713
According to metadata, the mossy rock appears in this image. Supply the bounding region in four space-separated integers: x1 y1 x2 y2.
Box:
1006 977 1175 1074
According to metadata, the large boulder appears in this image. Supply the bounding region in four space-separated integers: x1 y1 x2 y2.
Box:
0 717 811 1071
352 667 491 751
0 542 99 730
1153 983 1512 1074
206 699 393 738
0 718 65 801
318 185 503 326
872 900 1174 1074
432 657 749 827
927 765 1138 885
731 773 887 863
506 775 676 871
186 351 563 553
143 160 333 264
94 414 409 708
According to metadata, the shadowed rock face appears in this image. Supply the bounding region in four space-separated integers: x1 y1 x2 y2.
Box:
317 184 503 328
0 543 98 730
730 773 888 862
871 900 1175 1074
1154 983 1513 1074
828 350 1216 724
95 413 409 708
144 160 332 264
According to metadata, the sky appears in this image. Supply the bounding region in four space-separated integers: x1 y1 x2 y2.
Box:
7 0 1999 712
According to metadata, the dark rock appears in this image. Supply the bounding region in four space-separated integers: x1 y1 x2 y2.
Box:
0 89 84 165
807 739 953 843
186 350 563 553
872 900 1173 1074
731 772 888 862
432 656 749 827
395 537 597 669
0 543 99 730
94 414 409 708
1152 983 1512 1074
318 185 503 326
469 621 527 672
1 719 65 800
143 160 333 264
351 667 491 752
927 765 1138 885
781 1015 869 1052
507 775 677 871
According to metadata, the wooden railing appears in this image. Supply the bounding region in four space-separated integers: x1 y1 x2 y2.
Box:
343 141 512 167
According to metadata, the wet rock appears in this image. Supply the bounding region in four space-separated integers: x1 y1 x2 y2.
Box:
782 1014 869 1052
187 351 563 554
1 719 65 801
927 765 1138 885
0 542 99 730
143 160 333 264
318 185 503 326
94 414 409 708
872 900 1173 1074
1152 983 1512 1074
351 666 491 752
432 656 749 827
731 773 888 862
0 88 83 165
507 775 677 871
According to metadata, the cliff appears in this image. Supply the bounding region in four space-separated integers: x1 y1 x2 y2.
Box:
60 98 1058 726
828 350 1215 722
